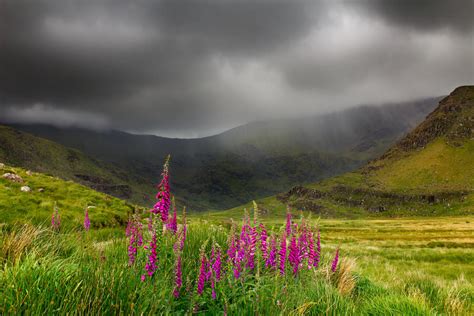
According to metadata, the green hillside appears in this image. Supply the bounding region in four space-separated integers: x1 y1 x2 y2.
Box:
0 163 136 227
219 86 474 219
0 125 154 204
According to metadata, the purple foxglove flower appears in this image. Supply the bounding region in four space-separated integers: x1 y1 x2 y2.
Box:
259 223 268 260
127 216 143 265
246 226 257 269
197 253 207 295
308 232 316 268
279 233 287 275
173 255 182 298
265 235 277 269
314 230 321 268
84 208 91 231
167 205 178 234
288 235 301 276
212 247 222 281
227 233 236 263
152 156 171 223
331 248 339 272
211 269 217 300
144 230 158 279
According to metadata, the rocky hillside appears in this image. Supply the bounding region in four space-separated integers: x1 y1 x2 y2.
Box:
224 86 473 218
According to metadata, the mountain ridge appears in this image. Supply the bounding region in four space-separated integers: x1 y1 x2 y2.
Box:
3 97 441 210
220 86 473 218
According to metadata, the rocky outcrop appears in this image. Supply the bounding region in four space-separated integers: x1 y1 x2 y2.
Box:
3 172 24 183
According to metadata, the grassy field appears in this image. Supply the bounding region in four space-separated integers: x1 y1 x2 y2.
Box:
1 210 472 315
0 164 136 228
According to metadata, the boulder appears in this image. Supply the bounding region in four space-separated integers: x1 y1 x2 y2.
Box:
20 186 31 192
3 173 24 183
0 163 5 169
26 170 32 176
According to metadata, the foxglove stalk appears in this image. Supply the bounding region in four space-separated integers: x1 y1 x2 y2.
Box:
143 230 158 279
227 229 237 263
298 228 309 265
153 156 171 222
331 248 339 272
259 223 268 260
167 205 178 234
265 235 277 269
127 217 143 265
211 278 216 299
84 208 90 231
197 253 207 295
279 233 287 275
308 232 316 268
233 239 245 279
246 226 257 269
173 255 182 298
285 210 292 236
288 235 301 276
314 230 321 268
51 206 60 230
212 246 222 281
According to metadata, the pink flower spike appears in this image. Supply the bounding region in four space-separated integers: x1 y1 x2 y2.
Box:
265 235 277 269
279 233 287 275
84 207 91 231
259 223 268 260
173 255 182 298
314 230 321 268
197 253 207 295
167 204 178 234
152 156 171 222
331 247 340 272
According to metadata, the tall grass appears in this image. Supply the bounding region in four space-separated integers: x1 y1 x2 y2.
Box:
1 219 472 315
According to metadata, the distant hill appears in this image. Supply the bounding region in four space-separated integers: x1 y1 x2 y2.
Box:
222 86 473 218
5 97 440 210
0 163 135 227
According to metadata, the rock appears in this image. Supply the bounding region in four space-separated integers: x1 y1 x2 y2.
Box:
3 173 24 183
20 186 31 192
0 163 4 169
38 188 45 192
26 170 32 176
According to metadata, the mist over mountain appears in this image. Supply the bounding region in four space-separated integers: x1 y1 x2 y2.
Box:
5 97 440 210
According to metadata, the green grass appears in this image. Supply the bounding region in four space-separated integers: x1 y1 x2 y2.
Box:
371 138 474 193
1 214 472 314
0 164 137 228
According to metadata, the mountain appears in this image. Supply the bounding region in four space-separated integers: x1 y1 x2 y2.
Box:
221 86 473 218
5 97 440 210
0 125 154 204
0 162 135 227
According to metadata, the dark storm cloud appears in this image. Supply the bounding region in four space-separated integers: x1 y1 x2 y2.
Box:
353 0 474 33
0 0 473 137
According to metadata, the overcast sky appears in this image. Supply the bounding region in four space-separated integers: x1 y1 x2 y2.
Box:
1 0 473 137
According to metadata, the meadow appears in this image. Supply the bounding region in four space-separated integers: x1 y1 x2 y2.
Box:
1 210 473 314
1 160 473 315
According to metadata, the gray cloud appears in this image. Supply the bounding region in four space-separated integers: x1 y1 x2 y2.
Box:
0 0 473 137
